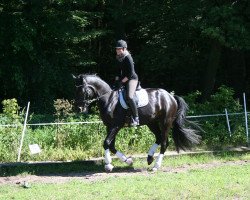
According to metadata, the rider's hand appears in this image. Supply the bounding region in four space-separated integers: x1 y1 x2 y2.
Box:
114 80 123 90
118 81 123 88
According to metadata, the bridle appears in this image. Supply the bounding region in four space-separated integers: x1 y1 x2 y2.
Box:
75 82 111 105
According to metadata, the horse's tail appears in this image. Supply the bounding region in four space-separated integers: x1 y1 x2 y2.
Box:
172 95 201 152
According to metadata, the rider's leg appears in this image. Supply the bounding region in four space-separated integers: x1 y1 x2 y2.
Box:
126 79 139 126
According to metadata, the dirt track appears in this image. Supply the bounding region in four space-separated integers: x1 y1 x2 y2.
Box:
1 160 249 185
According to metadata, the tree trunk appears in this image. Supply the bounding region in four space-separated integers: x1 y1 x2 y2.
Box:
200 40 222 102
246 52 250 101
227 49 247 97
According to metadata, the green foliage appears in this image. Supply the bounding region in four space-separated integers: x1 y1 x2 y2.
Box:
186 85 241 114
185 85 246 148
198 1 250 50
54 99 74 119
1 0 250 112
0 126 20 162
1 98 20 123
0 0 109 112
0 99 23 162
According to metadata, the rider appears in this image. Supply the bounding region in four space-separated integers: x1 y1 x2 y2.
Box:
115 39 139 126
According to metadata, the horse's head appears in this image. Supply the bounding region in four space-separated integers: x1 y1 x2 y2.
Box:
73 74 97 113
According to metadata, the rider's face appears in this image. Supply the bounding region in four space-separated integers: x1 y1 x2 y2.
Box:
116 48 124 55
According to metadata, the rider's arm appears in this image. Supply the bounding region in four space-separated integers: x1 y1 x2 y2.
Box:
123 54 137 81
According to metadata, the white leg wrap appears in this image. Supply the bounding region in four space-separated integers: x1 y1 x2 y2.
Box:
105 163 114 172
116 151 127 162
105 149 112 164
148 143 159 156
153 153 164 171
125 157 133 165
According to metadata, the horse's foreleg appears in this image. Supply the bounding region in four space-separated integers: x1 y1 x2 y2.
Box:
107 129 133 166
109 138 133 165
110 140 133 165
103 126 120 172
104 149 114 172
115 151 133 165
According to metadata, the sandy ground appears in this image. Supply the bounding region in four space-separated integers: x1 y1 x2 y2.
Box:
0 159 249 185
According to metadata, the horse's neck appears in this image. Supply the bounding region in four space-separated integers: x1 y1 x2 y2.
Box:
86 75 115 110
86 76 110 96
94 79 111 97
98 90 118 121
98 89 116 107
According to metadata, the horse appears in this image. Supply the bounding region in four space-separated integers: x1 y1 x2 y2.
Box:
73 74 201 172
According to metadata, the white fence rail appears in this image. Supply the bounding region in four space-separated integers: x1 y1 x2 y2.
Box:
0 121 102 127
0 112 248 127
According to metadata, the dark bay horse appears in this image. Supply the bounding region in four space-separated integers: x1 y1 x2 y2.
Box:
73 74 201 171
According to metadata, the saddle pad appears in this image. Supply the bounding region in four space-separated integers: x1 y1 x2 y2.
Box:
118 89 149 109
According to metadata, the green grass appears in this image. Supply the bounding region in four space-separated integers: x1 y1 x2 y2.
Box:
0 152 250 200
1 163 249 200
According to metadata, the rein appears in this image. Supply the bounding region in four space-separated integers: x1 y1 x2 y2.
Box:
83 90 112 104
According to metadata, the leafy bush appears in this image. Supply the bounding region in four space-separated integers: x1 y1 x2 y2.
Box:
54 99 74 119
1 99 21 123
0 99 23 162
184 85 246 148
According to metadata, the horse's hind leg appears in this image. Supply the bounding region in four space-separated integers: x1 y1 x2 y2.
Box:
147 123 162 165
151 120 171 171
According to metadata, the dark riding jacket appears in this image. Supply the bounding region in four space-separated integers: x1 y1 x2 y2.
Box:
117 54 138 82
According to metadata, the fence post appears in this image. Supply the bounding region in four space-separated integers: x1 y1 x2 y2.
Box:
17 102 30 162
243 93 249 146
225 109 231 137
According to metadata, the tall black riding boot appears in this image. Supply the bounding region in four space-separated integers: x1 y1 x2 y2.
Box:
127 98 139 126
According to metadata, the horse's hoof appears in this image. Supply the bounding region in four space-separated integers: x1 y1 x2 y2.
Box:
125 157 133 166
147 155 154 165
152 167 158 172
105 164 114 172
152 162 161 172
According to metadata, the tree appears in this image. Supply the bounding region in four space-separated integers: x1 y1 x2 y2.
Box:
0 0 108 112
1 0 249 113
114 0 250 99
195 0 250 100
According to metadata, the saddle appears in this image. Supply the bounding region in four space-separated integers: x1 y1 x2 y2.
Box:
118 84 149 109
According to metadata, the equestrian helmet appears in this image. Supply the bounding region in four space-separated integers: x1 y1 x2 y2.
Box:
115 40 127 48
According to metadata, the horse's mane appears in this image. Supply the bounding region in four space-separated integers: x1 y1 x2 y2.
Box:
79 73 110 88
78 73 104 82
79 73 100 79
